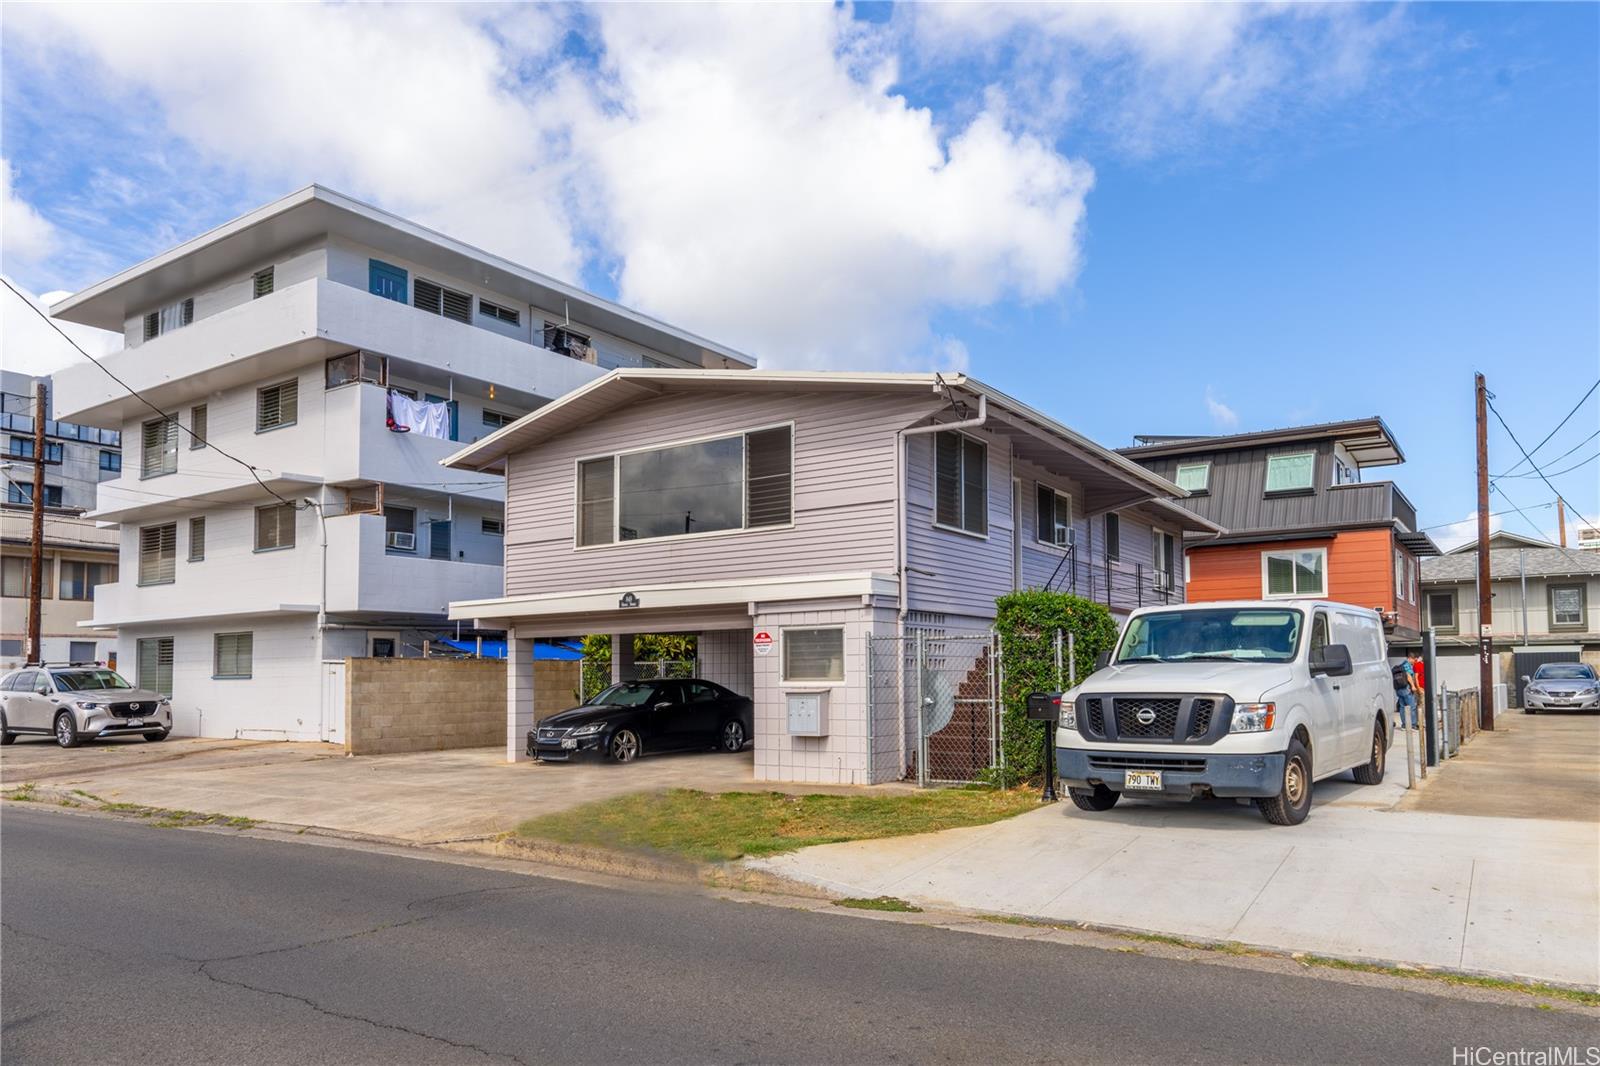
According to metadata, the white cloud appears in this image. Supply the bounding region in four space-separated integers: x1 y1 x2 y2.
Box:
1 159 58 268
1205 386 1239 428
1 280 124 376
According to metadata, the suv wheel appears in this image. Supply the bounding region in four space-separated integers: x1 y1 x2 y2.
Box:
0 710 14 745
1257 737 1312 825
54 711 83 749
1067 784 1120 812
143 730 169 743
1350 719 1386 786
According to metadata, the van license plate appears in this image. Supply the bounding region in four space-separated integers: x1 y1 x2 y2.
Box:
1124 770 1162 791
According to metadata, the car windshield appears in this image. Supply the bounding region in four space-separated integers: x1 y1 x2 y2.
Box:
1116 608 1304 664
50 669 133 691
1534 664 1596 681
587 682 658 707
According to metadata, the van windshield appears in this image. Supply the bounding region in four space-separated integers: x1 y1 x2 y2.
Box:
1116 608 1304 664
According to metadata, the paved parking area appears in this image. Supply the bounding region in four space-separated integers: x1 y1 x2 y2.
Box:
1401 709 1600 821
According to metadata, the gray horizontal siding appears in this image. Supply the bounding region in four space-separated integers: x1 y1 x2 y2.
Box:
903 429 1014 618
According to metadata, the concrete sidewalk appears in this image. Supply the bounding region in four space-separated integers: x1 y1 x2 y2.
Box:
752 722 1600 989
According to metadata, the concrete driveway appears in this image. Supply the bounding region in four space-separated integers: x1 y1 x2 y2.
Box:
753 719 1600 989
1 735 759 843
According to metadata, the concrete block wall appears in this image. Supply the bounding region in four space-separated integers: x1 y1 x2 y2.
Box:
697 628 755 697
346 657 506 755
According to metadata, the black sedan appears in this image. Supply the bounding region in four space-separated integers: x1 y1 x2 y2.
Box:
528 679 753 763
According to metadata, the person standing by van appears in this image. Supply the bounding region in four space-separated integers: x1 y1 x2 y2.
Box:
1393 657 1419 729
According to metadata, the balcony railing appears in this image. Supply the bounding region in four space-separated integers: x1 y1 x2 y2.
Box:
1035 549 1183 612
1328 480 1417 532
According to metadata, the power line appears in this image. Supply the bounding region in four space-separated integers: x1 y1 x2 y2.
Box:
1417 501 1554 533
1494 378 1599 477
1 277 298 509
1488 483 1554 543
1486 395 1598 553
1493 428 1600 479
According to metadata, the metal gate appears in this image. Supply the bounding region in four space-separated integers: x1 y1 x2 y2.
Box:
868 631 1002 786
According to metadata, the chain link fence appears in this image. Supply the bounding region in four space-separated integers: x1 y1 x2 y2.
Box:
868 631 1002 786
580 658 697 702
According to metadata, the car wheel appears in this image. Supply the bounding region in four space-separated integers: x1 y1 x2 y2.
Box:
54 711 83 749
1257 737 1312 826
143 730 169 743
609 729 641 763
0 710 14 745
719 720 746 752
1350 718 1386 786
1067 784 1119 812
1525 707 1537 715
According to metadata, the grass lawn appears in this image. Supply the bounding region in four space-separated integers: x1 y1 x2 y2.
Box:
515 787 1037 863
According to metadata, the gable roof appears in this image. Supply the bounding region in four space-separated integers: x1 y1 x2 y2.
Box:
1423 545 1600 583
1118 416 1404 467
1444 529 1552 554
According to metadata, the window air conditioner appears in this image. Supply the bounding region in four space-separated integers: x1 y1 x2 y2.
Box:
1055 527 1074 549
386 531 416 551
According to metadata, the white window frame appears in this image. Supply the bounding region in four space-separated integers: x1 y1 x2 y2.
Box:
932 430 989 539
1034 484 1072 550
1426 589 1457 633
1264 451 1316 494
1152 529 1178 591
781 626 846 684
1261 547 1328 598
481 517 504 537
254 503 297 553
141 416 179 479
572 421 796 550
1174 462 1211 493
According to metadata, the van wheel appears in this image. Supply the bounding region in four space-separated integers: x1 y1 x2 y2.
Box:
1351 719 1386 785
1257 737 1312 825
1067 785 1120 812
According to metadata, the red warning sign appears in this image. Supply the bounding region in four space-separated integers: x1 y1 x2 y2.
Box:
753 630 774 657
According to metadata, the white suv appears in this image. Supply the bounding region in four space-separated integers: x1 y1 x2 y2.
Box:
1056 600 1391 826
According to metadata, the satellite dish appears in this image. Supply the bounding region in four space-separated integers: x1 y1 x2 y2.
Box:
920 668 955 735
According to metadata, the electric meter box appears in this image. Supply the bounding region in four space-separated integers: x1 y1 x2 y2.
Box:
786 690 829 736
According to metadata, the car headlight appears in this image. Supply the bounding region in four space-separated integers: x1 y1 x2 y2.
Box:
78 701 102 711
1058 699 1077 731
569 723 606 737
1229 703 1276 733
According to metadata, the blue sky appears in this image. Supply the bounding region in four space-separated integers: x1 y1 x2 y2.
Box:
1 3 1595 546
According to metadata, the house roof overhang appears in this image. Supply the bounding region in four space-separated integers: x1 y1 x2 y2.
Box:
49 185 755 371
1118 416 1405 468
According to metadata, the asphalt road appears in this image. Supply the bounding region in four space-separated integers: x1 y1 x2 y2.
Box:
2 806 1592 1065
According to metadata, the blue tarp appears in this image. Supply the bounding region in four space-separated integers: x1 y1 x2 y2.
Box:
435 638 584 661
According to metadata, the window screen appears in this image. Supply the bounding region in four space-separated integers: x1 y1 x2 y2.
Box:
783 628 845 682
1036 486 1070 546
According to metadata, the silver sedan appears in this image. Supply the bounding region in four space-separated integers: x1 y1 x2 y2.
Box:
1522 663 1600 713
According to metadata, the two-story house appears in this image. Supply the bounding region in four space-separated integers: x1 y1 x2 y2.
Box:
1421 530 1600 702
47 185 752 741
443 369 1219 784
1120 417 1440 645
1 370 122 669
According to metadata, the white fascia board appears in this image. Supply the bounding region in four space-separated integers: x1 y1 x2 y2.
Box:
448 571 899 622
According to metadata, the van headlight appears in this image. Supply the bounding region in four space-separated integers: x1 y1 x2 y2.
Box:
1058 699 1076 731
1229 703 1276 733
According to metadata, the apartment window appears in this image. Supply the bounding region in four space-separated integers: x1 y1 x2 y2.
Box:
1549 584 1587 630
1153 530 1177 591
783 627 845 683
142 298 194 341
57 560 116 601
9 438 62 463
1334 457 1359 485
69 641 97 663
1035 485 1072 547
252 267 274 299
1104 513 1121 562
2 556 48 598
1174 462 1211 493
139 523 178 585
345 483 383 515
1263 548 1326 597
1264 452 1316 493
369 260 408 303
479 299 521 326
1393 550 1405 604
188 516 206 562
213 632 253 679
385 505 416 551
325 351 387 390
256 380 298 432
1427 590 1457 633
190 404 207 449
137 637 174 696
429 520 452 560
99 450 121 472
254 503 296 551
141 416 179 477
413 278 472 323
7 483 62 507
482 517 504 537
934 431 988 536
576 425 793 547
543 323 592 358
482 409 515 431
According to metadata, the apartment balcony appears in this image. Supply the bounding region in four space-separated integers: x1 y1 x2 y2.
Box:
324 512 502 616
321 382 503 502
1327 480 1419 534
52 277 606 428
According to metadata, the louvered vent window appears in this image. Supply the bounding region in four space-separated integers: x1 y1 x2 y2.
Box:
255 503 297 551
188 516 206 562
214 632 253 679
139 524 177 585
137 637 174 696
479 300 520 325
413 278 472 323
253 267 274 299
256 380 298 431
746 426 792 528
141 298 194 341
141 417 178 478
190 404 207 449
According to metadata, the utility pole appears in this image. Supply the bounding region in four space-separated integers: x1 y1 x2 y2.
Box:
1557 497 1567 547
1474 373 1494 731
27 381 46 664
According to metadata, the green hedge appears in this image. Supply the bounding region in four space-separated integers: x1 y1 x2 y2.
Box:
990 590 1119 786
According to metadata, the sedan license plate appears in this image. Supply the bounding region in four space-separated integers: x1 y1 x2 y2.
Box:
561 738 578 750
1124 770 1162 791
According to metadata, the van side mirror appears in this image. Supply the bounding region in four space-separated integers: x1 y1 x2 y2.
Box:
1093 651 1111 672
1310 644 1353 677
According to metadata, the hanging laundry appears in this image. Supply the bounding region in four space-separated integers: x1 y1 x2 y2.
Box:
385 390 410 433
386 391 452 440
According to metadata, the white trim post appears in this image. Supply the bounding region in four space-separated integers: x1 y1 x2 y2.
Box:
507 633 534 763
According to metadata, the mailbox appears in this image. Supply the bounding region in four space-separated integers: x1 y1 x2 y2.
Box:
786 690 829 736
1026 691 1064 722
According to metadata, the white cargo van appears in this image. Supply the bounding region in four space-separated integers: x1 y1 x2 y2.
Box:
1056 600 1391 825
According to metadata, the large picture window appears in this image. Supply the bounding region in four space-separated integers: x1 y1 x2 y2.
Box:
934 431 987 535
1264 452 1315 493
1263 548 1326 597
577 426 792 547
783 627 844 682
